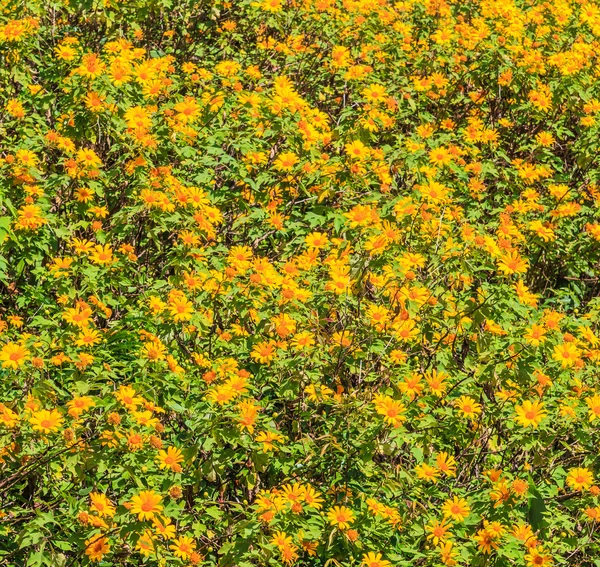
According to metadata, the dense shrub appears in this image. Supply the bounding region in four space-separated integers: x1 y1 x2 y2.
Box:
1 0 600 566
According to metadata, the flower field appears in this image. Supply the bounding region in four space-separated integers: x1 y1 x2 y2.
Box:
2 0 600 565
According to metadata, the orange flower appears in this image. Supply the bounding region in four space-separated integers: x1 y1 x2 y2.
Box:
85 536 110 562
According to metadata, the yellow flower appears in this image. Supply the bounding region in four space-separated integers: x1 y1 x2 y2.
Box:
441 496 470 522
143 339 167 361
327 505 355 530
525 546 553 567
414 463 440 483
255 430 285 452
0 404 20 428
173 96 202 124
132 410 159 428
586 395 600 422
74 328 102 347
523 324 547 346
271 530 293 549
497 251 529 275
425 519 452 545
300 485 324 509
136 530 155 556
169 295 194 322
436 452 456 477
362 552 391 567
474 527 499 554
129 489 163 520
77 147 102 168
438 541 459 566
273 152 299 171
0 342 29 369
514 400 547 428
566 467 594 491
552 342 581 368
89 244 114 266
157 446 184 472
115 385 143 410
67 395 95 418
345 140 370 160
373 394 406 427
305 231 329 249
153 516 176 539
62 306 92 327
454 396 482 419
250 340 278 364
29 409 63 434
260 0 283 12
170 535 196 560
54 43 77 60
90 492 116 517
291 331 315 351
362 84 387 103
428 146 452 166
